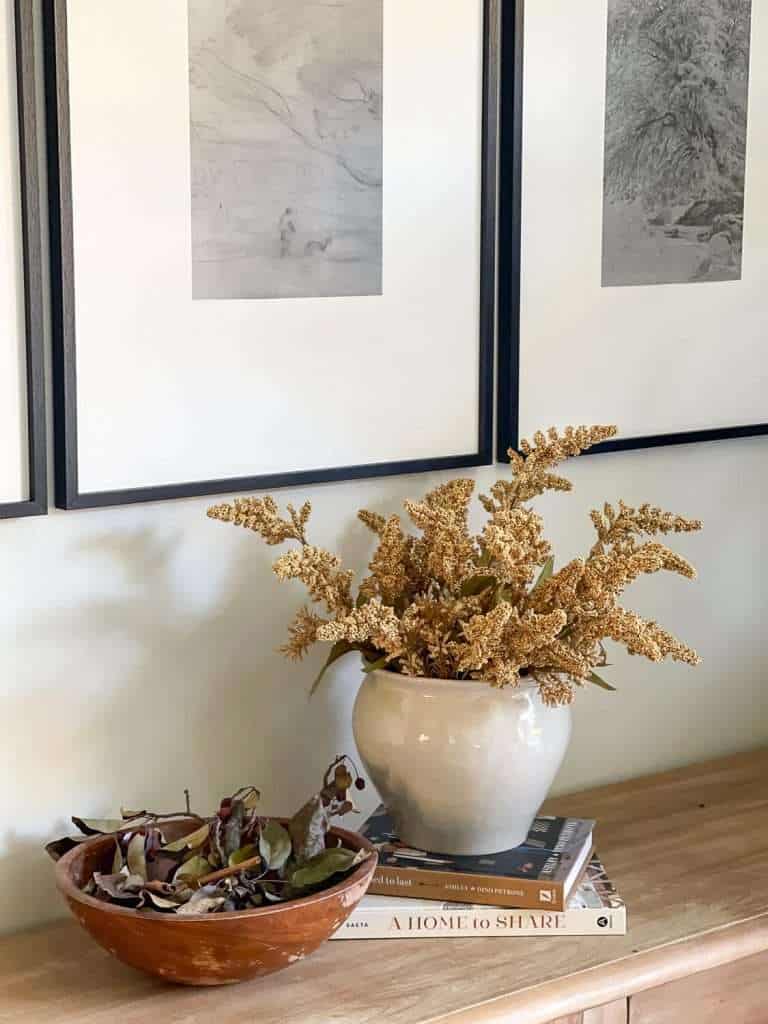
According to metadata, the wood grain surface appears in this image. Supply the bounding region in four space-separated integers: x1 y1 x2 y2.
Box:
2 749 767 1024
628 949 768 1024
583 1002 628 1024
550 1000 628 1024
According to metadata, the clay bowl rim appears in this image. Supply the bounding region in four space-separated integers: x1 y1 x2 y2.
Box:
55 817 377 925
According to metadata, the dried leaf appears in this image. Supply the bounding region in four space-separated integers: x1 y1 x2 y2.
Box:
230 786 261 810
228 843 258 867
175 895 226 915
258 821 292 871
142 880 176 896
72 815 150 836
45 836 87 862
289 795 328 864
145 853 180 884
93 872 145 901
173 854 212 883
161 822 210 853
261 885 287 903
111 839 123 874
71 818 125 836
145 892 181 911
290 847 363 888
224 800 245 858
126 834 147 881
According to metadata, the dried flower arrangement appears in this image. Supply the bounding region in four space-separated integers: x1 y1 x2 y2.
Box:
46 757 370 914
208 425 702 707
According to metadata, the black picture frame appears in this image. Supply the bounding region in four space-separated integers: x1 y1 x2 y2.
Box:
496 0 768 460
43 0 498 511
1 0 47 520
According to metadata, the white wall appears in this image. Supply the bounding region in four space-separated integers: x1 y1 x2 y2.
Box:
1 1 766 936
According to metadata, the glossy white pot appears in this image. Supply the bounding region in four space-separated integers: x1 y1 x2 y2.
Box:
352 669 571 855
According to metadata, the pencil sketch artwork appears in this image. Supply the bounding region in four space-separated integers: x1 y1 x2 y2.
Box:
602 0 752 287
188 0 383 300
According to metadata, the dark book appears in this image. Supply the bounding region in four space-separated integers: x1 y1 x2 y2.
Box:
360 806 595 911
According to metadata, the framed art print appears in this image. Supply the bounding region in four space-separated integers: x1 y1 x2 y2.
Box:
1 0 46 519
498 0 768 457
44 0 498 509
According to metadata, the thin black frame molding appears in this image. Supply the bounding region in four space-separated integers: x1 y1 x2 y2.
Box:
496 0 768 461
44 0 498 511
1 0 47 520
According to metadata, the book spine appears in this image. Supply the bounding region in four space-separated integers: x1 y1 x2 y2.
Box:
332 905 627 940
369 866 566 911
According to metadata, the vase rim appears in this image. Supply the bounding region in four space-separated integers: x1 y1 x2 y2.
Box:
366 666 539 693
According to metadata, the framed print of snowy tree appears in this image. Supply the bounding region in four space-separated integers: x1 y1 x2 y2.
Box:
0 0 46 519
45 0 498 509
497 0 768 457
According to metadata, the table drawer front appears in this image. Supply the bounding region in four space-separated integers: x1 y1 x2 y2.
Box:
549 1000 628 1024
629 950 768 1024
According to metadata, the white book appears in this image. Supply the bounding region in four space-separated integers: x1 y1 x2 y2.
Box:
332 855 626 939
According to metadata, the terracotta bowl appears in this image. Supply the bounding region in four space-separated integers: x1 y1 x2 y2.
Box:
54 817 376 986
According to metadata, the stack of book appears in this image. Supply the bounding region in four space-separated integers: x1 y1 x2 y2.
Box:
333 807 626 939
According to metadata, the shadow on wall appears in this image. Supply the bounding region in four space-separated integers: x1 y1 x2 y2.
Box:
0 519 379 935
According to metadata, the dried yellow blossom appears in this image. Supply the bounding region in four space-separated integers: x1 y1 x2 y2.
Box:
273 546 353 615
208 496 310 545
503 608 569 667
455 604 514 674
280 607 325 661
591 500 702 555
357 509 387 536
528 639 591 680
207 424 701 706
404 479 477 590
359 515 410 605
536 674 577 707
508 425 618 504
400 595 482 678
317 601 403 660
481 507 550 589
481 657 523 689
527 558 585 614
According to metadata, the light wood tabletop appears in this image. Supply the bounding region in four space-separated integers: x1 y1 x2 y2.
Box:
2 748 767 1024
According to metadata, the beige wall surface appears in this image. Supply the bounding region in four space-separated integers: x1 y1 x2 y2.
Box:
1 2 766 936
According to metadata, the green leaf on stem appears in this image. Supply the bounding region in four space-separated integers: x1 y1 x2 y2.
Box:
460 575 496 597
362 655 389 674
530 557 554 593
310 641 356 696
588 671 617 692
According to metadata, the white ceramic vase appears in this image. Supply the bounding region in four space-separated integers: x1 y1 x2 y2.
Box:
352 669 571 855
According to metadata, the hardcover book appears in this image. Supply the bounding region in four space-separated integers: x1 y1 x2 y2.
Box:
332 855 625 939
360 806 595 911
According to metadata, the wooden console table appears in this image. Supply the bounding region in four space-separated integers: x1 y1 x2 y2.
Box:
2 749 767 1024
